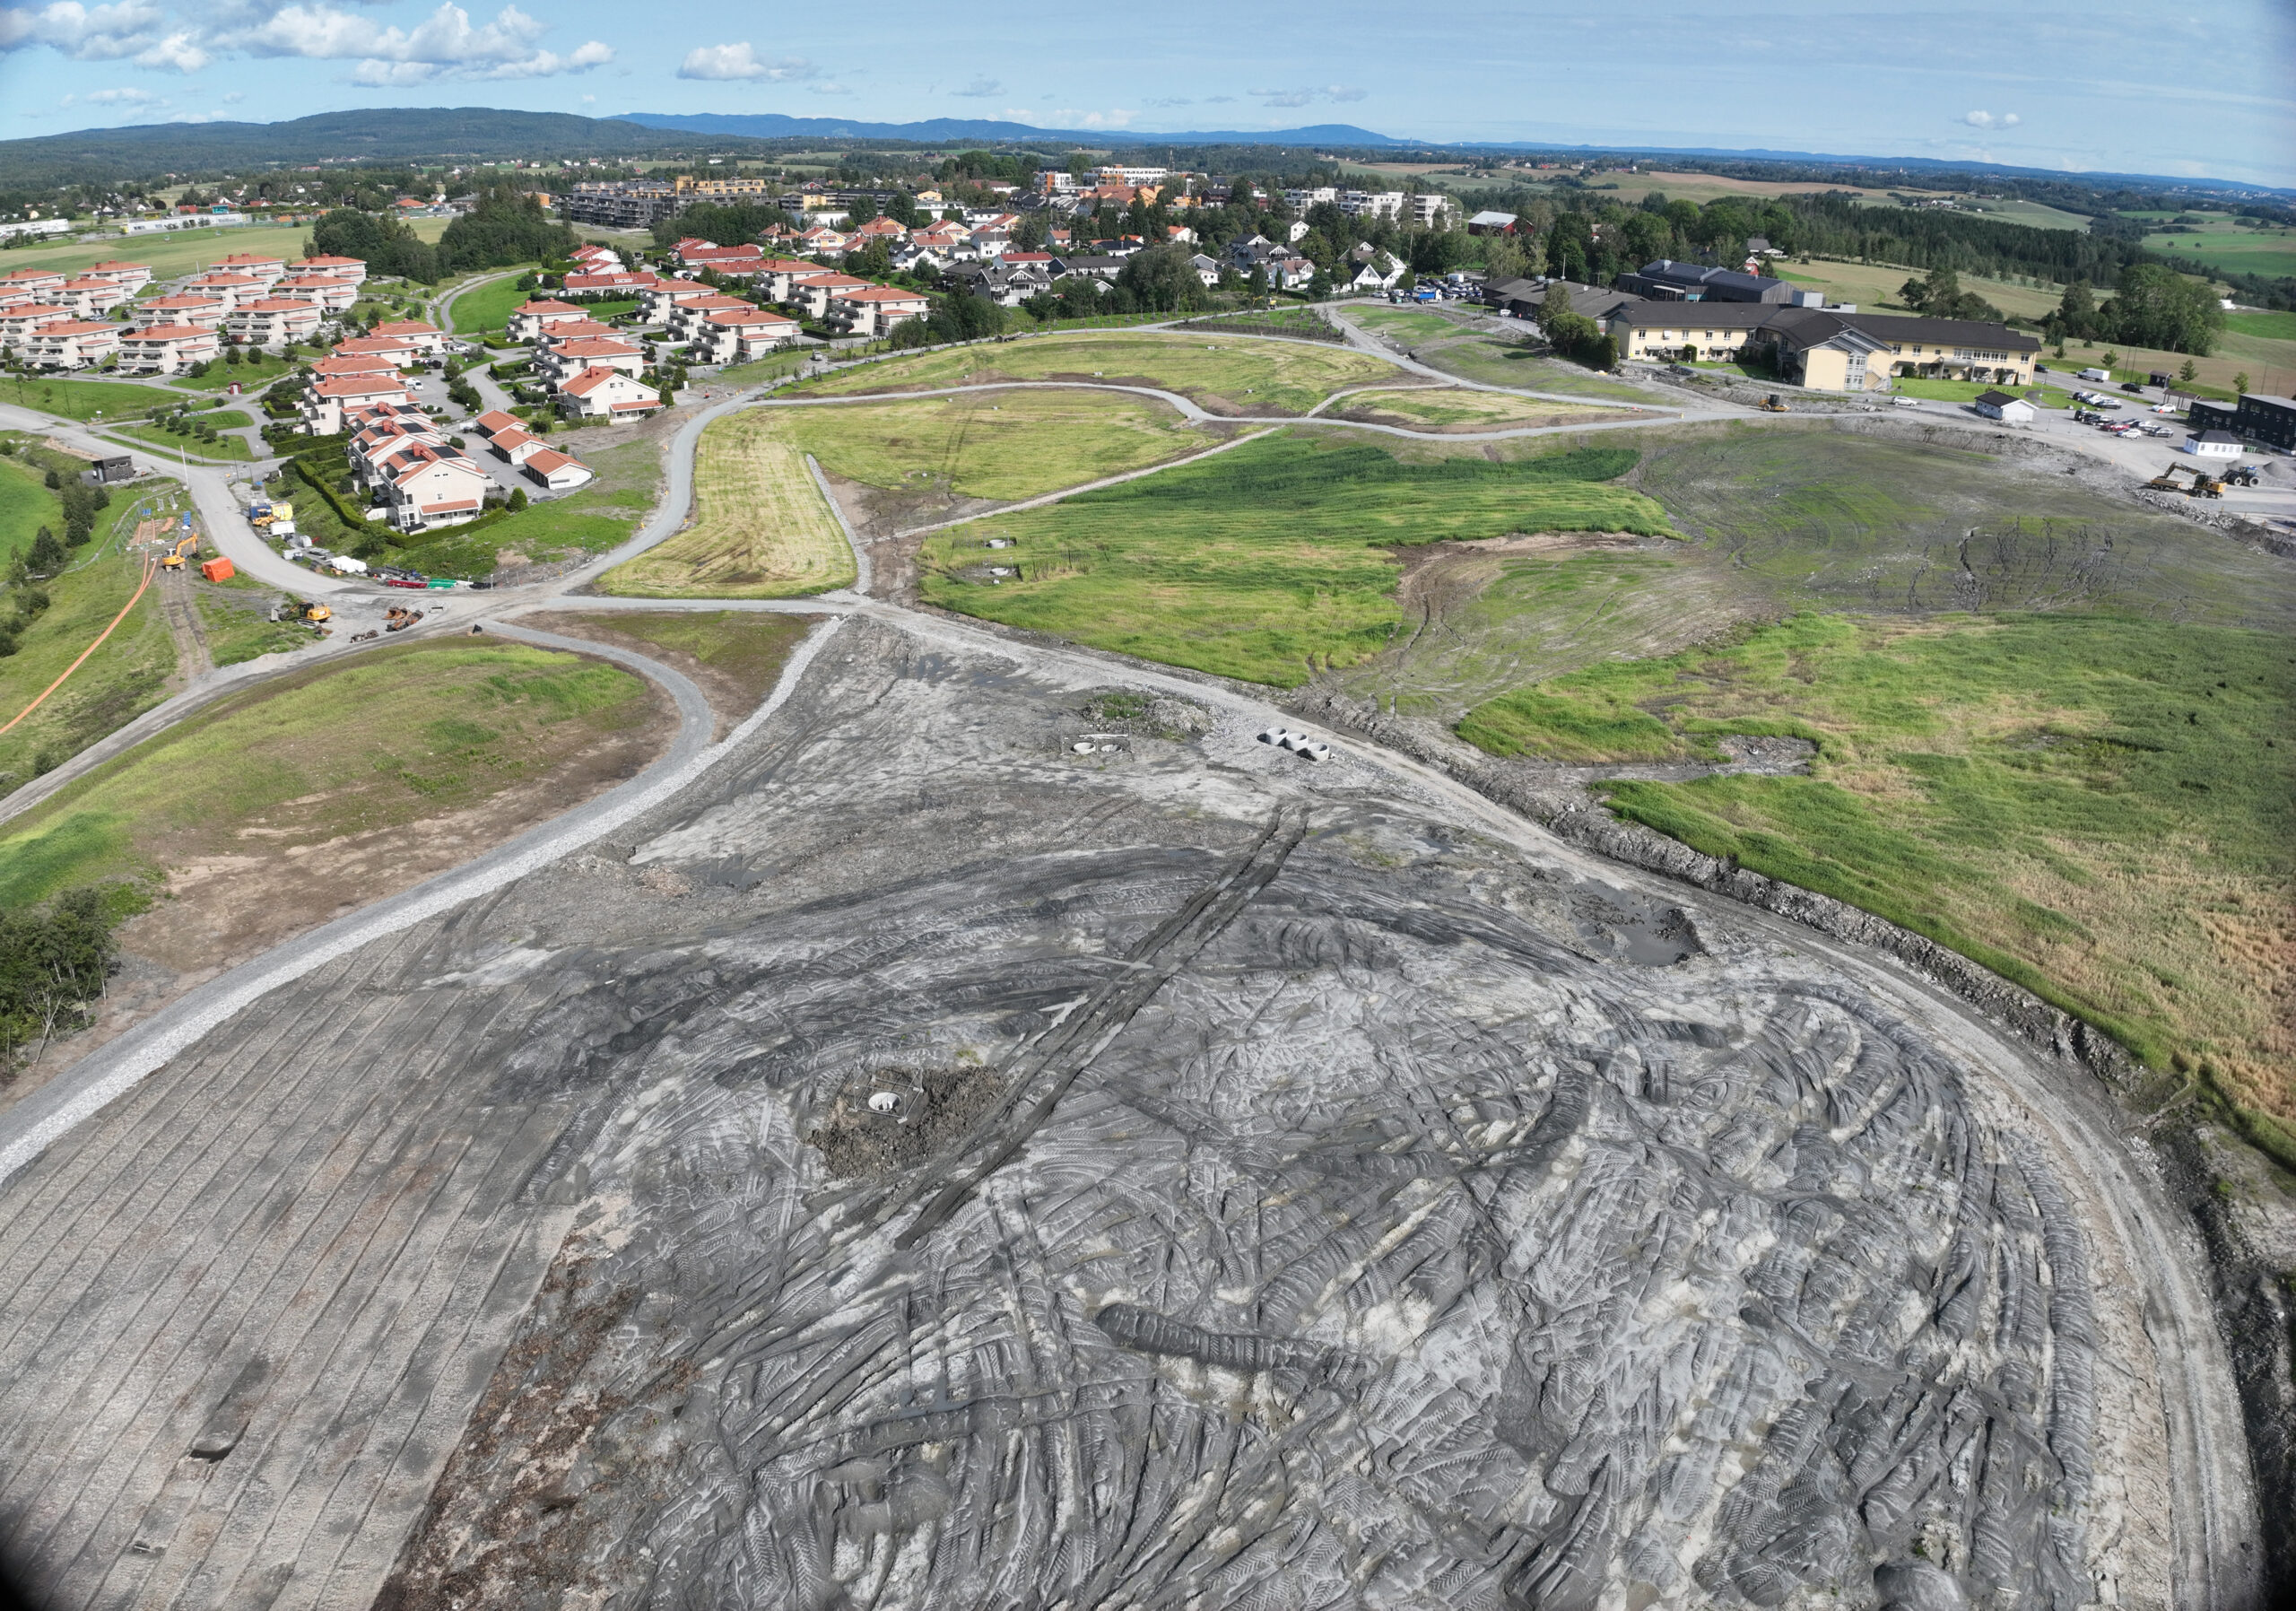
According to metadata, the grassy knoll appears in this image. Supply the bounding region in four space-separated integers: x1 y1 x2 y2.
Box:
794 332 1395 415
1351 306 1470 343
102 422 252 462
0 488 177 790
598 413 853 597
1329 387 1628 431
919 433 1669 686
0 376 185 424
1457 611 2296 1110
0 219 450 283
1413 335 1657 402
450 270 540 335
769 389 1215 501
0 639 651 911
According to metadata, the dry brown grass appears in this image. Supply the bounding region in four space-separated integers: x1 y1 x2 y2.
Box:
599 414 856 598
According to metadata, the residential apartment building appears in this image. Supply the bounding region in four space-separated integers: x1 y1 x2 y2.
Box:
55 277 130 318
301 371 416 433
665 293 759 343
375 443 491 532
508 298 592 341
331 334 422 366
1340 190 1405 220
1606 302 2039 391
292 254 369 285
1406 194 1451 227
0 303 73 343
117 323 222 375
274 273 359 313
562 269 664 299
558 365 663 422
1098 165 1170 187
181 272 266 309
1616 259 1816 305
0 268 66 301
313 353 399 380
213 252 286 286
369 318 446 355
1608 301 1777 363
558 180 682 230
535 336 647 386
826 284 930 337
226 297 324 347
22 320 120 370
689 306 800 363
83 260 154 294
132 293 227 329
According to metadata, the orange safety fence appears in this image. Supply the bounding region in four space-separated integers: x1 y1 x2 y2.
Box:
0 549 161 737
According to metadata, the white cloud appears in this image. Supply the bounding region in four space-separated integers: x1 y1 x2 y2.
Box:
82 83 155 101
135 25 202 68
221 88 241 101
677 40 811 81
1963 109 2020 128
808 80 852 95
236 4 607 82
1249 84 1366 109
1146 95 1193 108
952 74 999 97
0 2 165 61
999 108 1037 121
1048 107 1136 129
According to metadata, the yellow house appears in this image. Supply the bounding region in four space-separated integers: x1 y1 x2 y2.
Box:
1607 302 1778 364
1761 309 2039 392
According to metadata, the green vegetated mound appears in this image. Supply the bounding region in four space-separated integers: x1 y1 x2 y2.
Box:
920 434 1671 686
0 640 651 911
1458 611 2296 1122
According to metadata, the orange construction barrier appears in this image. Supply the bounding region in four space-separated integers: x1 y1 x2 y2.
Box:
200 557 235 583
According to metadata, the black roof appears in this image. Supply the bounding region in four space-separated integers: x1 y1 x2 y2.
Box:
1974 389 2022 406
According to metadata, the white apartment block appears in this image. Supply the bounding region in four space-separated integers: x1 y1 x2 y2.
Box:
22 321 120 370
226 297 324 347
293 254 369 285
557 365 662 421
133 294 228 329
117 323 222 374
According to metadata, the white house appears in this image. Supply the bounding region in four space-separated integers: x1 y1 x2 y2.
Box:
1972 389 2036 424
690 306 801 363
83 259 154 294
507 298 590 341
827 285 931 337
274 273 359 313
488 426 549 466
292 254 368 286
535 336 648 386
521 447 596 492
2188 430 2243 459
377 443 491 532
180 272 266 310
301 371 415 433
368 319 446 355
558 364 662 421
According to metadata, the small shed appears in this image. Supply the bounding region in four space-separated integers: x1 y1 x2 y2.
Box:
82 456 135 484
2188 430 2243 459
1466 211 1518 236
1972 389 2035 423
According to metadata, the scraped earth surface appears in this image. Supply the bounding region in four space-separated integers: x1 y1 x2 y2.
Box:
0 618 2194 1610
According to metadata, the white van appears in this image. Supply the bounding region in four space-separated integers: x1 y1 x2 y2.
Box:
2079 367 2111 382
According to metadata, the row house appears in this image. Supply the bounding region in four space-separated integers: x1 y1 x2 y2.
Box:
302 370 416 433
0 302 73 343
535 335 647 386
56 278 131 318
522 447 596 492
470 408 526 441
787 273 873 320
227 297 324 347
0 267 66 301
292 254 367 286
535 317 623 348
638 281 725 325
570 244 622 273
133 293 227 329
557 364 662 422
332 333 422 366
508 298 590 341
825 285 930 338
312 353 399 379
376 440 491 532
369 318 445 355
754 257 832 301
562 269 664 299
274 273 359 313
665 293 760 343
182 271 267 309
350 415 449 487
83 260 154 294
22 320 120 370
674 239 768 274
117 323 222 375
688 306 800 364
214 252 286 286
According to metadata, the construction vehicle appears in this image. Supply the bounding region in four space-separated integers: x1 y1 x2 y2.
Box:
2148 464 2223 499
159 533 198 570
383 605 423 632
2223 465 2260 488
1760 394 1788 413
271 597 331 625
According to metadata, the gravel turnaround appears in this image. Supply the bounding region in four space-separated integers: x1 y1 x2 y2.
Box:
0 610 2248 1611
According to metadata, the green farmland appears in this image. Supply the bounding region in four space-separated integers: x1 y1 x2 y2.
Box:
920 433 1669 686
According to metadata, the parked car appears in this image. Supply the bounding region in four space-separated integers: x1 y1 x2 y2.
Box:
1892 396 1921 408
2119 382 2144 394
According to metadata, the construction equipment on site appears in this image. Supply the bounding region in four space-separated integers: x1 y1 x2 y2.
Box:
383 605 424 632
160 533 198 570
272 597 330 625
1760 394 1788 413
2222 465 2260 488
2149 464 2224 498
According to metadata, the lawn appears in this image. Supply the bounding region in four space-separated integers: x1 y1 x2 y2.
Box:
1412 335 1657 403
1327 387 1621 430
918 433 1671 686
1456 611 2296 1117
1888 377 2078 410
0 376 187 424
450 270 540 335
0 449 61 562
1350 306 1471 343
792 331 1396 415
766 389 1216 501
597 412 854 597
0 484 178 790
102 422 253 462
715 350 814 387
2225 311 2296 343
0 218 450 283
170 352 300 392
0 640 650 910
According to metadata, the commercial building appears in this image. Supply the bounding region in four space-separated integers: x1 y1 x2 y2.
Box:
1615 259 1815 305
2186 393 2296 451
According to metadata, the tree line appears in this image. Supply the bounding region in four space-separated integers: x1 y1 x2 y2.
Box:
310 186 575 284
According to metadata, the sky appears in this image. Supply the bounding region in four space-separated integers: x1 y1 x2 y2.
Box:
1 0 2292 187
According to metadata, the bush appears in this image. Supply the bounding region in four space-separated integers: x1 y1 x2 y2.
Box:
0 888 119 1080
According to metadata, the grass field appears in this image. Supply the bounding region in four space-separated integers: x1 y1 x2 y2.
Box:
793 332 1396 415
2143 222 2296 282
102 422 252 461
450 270 541 335
1331 388 1630 430
0 450 60 561
0 640 649 911
0 376 185 424
0 489 177 790
715 350 813 386
1782 257 2063 321
766 389 1215 501
170 353 298 392
535 610 813 733
2226 310 2296 343
2040 331 2296 398
195 585 312 666
1889 377 2079 409
0 218 451 283
1351 307 1470 343
598 412 854 597
1408 334 1658 402
919 433 1670 686
1456 610 2295 1112
385 439 660 580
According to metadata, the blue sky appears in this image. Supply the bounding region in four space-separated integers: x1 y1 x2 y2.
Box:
2 1 2292 187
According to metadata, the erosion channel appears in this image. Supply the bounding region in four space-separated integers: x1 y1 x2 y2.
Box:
0 614 2236 1611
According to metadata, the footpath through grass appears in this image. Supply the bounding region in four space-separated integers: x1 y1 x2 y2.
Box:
0 640 651 910
794 331 1396 415
1457 611 2296 1115
920 433 1670 686
768 388 1216 501
599 412 854 597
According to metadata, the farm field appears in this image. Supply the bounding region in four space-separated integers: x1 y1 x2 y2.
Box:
1779 257 2063 320
0 217 451 283
1329 387 1639 431
1456 610 2295 1119
794 332 1396 415
599 413 854 597
2143 222 2296 282
0 640 660 984
919 433 1669 686
2226 310 2296 343
768 389 1217 502
0 478 178 790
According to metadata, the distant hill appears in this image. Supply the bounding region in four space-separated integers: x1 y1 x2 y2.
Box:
615 112 1402 148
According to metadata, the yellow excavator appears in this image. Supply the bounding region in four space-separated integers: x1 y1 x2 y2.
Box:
2147 464 2223 498
159 533 199 570
274 597 330 625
